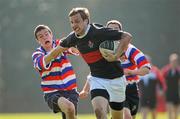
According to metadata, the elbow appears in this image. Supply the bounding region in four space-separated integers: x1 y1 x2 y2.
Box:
139 67 150 76
125 32 132 44
144 67 150 75
124 32 132 43
121 32 132 47
146 69 150 74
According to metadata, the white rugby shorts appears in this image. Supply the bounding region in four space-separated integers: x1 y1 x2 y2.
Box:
87 75 127 102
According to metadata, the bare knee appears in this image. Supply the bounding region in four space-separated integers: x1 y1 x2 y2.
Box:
58 99 75 115
65 103 75 114
124 109 132 119
94 107 106 119
124 113 132 119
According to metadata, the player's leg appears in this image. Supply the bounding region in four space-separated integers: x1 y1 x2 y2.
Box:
58 90 78 119
107 76 127 119
124 108 132 119
110 102 124 119
141 107 148 119
91 96 109 119
58 97 76 119
44 91 77 119
91 89 109 119
151 109 156 119
172 97 180 119
88 75 110 119
61 112 66 119
174 104 179 119
124 83 139 119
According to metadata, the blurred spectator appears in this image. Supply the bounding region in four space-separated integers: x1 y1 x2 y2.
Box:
161 53 180 119
139 55 167 119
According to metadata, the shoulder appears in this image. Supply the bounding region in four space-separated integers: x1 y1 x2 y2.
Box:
91 23 104 29
33 47 44 54
90 23 111 33
126 44 140 56
66 31 76 40
32 47 44 58
129 44 141 52
60 32 76 47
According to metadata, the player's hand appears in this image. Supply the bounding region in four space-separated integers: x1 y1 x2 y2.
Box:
79 90 89 99
68 47 80 56
101 51 117 62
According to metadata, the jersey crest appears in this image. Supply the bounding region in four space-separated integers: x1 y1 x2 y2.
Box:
88 40 94 48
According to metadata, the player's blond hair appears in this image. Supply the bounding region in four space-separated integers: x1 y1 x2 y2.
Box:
69 7 90 24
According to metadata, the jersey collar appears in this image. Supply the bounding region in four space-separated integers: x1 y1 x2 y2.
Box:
75 24 90 39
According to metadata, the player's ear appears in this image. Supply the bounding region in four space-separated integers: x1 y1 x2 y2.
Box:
84 19 89 24
37 40 41 44
36 38 41 44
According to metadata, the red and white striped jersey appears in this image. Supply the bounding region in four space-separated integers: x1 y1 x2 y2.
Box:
120 44 151 84
32 40 77 94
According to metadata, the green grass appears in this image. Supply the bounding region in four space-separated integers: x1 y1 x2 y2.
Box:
0 112 174 119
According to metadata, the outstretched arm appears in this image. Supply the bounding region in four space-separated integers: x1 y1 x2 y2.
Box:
44 46 68 65
79 79 90 99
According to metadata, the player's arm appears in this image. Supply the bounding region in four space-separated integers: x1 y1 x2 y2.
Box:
101 31 132 62
124 47 151 76
44 34 75 64
124 66 150 76
79 79 90 99
44 46 68 65
115 32 132 59
156 67 167 91
67 47 80 56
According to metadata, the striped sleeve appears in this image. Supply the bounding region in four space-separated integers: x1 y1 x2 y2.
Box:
128 46 151 69
32 49 51 71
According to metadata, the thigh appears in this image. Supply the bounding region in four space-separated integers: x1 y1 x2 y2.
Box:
111 108 123 119
44 91 63 113
88 75 106 91
90 89 109 111
90 89 109 100
125 85 139 115
44 90 78 113
91 96 109 111
126 94 139 115
64 90 79 114
58 97 75 112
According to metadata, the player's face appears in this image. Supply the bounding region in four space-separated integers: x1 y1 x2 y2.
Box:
69 13 88 36
107 23 120 31
170 57 179 68
36 29 53 49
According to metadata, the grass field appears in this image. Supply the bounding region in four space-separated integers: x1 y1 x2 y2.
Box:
0 112 175 119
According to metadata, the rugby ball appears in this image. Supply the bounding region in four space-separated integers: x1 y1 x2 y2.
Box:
99 40 119 55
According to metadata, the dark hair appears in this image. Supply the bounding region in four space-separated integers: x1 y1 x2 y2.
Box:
69 7 90 24
34 25 52 40
106 20 122 30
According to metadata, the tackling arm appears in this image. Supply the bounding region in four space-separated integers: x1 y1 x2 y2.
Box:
44 46 68 65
